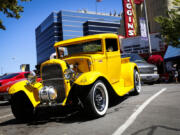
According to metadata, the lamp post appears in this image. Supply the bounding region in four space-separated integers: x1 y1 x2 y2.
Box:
143 0 152 55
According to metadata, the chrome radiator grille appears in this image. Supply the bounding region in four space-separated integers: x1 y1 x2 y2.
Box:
139 67 154 74
42 64 65 103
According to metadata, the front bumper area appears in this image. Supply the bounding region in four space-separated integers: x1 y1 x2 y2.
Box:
140 74 159 83
0 92 11 101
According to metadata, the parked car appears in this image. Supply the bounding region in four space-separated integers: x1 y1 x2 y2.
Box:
0 72 30 101
121 53 159 84
0 72 42 101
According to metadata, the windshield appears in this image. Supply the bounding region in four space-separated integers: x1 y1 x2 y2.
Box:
0 73 19 80
121 54 146 63
57 40 102 58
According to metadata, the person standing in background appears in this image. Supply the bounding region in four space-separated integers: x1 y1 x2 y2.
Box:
173 64 179 83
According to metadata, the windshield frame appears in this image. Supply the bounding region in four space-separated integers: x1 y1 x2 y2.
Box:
56 39 104 58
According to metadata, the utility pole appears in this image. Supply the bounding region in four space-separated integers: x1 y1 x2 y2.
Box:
143 0 152 55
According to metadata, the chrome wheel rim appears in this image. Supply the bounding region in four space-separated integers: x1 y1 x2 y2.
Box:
135 72 141 93
94 85 106 112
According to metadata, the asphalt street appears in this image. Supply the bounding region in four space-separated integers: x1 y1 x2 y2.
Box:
0 83 180 135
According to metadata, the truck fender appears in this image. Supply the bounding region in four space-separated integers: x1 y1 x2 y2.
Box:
121 62 138 87
8 80 42 108
74 71 109 86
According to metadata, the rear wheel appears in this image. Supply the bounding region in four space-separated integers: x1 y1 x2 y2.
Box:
133 69 141 95
11 92 36 121
84 80 109 117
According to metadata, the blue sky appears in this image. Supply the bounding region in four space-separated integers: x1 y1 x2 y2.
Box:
0 0 123 75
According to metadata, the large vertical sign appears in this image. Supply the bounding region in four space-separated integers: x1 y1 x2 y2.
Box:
123 0 136 37
139 17 147 39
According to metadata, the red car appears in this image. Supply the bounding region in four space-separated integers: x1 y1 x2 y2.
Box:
0 72 30 101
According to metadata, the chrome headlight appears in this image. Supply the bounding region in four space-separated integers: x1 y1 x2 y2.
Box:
27 71 37 84
64 68 74 80
39 86 57 102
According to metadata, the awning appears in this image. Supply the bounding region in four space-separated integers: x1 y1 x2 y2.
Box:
164 46 180 61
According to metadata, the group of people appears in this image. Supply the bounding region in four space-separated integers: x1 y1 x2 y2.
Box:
148 55 180 83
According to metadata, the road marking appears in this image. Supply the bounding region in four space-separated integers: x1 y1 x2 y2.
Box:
0 101 8 104
0 114 13 120
112 88 167 135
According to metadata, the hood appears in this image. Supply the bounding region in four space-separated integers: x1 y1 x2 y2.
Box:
135 62 157 68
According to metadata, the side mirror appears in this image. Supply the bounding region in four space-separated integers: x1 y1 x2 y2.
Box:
50 53 56 59
27 71 37 84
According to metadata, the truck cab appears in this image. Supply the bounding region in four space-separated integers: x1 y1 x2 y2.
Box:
9 33 141 120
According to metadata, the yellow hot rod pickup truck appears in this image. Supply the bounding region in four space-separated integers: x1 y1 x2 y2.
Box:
9 33 141 120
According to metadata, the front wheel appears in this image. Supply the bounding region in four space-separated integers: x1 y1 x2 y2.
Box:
132 69 141 95
11 92 36 121
84 80 109 117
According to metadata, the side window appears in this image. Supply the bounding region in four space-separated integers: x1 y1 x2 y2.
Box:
105 39 118 52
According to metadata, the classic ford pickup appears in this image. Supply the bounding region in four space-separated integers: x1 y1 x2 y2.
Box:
9 33 141 120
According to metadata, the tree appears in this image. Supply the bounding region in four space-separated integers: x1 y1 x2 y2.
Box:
0 0 31 30
155 0 180 47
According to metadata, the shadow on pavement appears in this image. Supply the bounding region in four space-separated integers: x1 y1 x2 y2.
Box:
0 108 99 127
131 125 180 135
109 94 129 107
0 118 25 126
0 94 131 126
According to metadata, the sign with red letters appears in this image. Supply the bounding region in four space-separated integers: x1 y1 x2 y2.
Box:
123 0 136 37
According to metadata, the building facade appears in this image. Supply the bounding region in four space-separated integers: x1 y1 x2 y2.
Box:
35 13 62 65
36 10 121 64
83 21 120 36
145 0 173 33
135 0 173 34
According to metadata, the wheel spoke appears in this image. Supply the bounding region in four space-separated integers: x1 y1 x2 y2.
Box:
133 70 141 95
94 86 106 112
135 72 141 92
